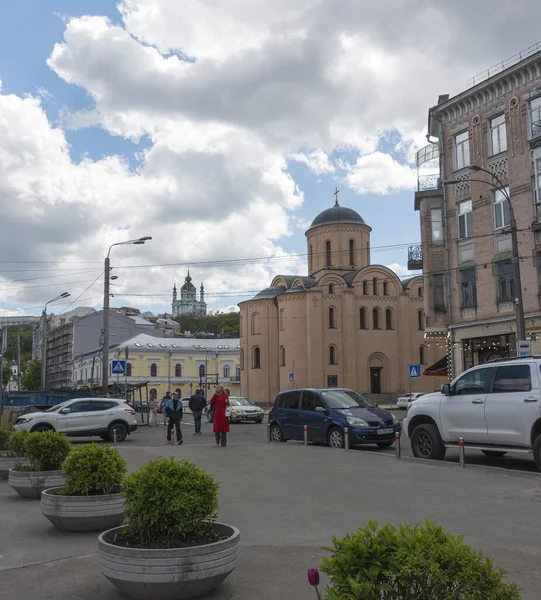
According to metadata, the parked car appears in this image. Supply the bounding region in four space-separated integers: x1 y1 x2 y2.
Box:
12 398 138 442
267 388 400 448
396 393 425 410
403 357 541 470
181 398 191 410
229 397 265 423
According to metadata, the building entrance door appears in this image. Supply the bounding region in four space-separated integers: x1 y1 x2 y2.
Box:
370 368 382 394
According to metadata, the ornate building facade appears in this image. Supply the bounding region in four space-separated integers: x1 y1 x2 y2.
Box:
239 200 445 403
172 271 207 317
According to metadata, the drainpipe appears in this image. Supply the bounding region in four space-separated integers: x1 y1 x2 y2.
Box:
167 350 172 391
273 297 280 396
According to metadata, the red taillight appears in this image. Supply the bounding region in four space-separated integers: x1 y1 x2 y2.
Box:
124 409 136 415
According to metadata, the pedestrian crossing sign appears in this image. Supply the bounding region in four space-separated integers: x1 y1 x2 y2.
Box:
409 364 420 378
112 360 126 375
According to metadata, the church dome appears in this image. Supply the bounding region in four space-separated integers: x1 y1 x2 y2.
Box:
307 203 368 232
181 271 196 292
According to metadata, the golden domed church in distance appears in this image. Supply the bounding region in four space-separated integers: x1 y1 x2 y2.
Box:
238 197 446 404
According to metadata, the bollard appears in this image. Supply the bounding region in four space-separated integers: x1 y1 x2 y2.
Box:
113 429 117 447
304 425 308 446
267 423 271 443
458 437 465 468
395 432 401 459
170 428 175 446
344 427 349 451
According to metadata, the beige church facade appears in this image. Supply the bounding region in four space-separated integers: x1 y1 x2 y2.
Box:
239 201 446 404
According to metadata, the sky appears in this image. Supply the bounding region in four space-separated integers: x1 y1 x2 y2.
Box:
0 0 539 317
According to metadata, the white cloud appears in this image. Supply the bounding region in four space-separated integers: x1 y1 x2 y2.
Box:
344 152 417 195
385 263 418 278
289 150 335 175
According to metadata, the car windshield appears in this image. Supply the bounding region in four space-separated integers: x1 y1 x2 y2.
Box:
230 397 251 406
46 402 70 412
321 390 370 409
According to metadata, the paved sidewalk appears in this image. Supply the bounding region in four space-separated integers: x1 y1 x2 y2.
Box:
1 426 541 599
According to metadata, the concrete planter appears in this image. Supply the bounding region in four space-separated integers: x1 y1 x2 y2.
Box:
41 487 125 532
0 456 30 480
8 468 65 499
98 523 240 600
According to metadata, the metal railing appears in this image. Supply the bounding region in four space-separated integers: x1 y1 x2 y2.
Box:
532 120 541 140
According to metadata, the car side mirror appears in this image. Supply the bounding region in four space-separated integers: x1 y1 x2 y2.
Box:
441 384 452 396
315 406 327 413
60 407 71 414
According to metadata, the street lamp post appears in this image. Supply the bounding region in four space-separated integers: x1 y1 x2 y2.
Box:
41 292 71 390
101 237 151 396
444 164 526 345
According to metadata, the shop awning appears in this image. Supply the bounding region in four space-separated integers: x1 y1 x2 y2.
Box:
423 355 447 377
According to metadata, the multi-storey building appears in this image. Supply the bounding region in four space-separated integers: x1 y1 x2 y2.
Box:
71 334 241 399
410 45 541 378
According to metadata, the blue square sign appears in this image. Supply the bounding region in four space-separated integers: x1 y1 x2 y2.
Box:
409 364 421 378
289 373 294 382
112 360 126 375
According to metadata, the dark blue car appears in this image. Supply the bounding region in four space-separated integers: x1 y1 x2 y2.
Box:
268 388 400 448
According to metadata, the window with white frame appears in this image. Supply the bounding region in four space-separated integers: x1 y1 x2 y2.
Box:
458 200 473 239
530 97 541 139
489 114 507 155
493 187 510 230
454 130 470 171
430 208 442 242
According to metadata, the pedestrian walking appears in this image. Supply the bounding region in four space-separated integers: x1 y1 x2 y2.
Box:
160 391 171 426
149 394 158 426
210 384 230 447
165 392 184 445
189 388 206 435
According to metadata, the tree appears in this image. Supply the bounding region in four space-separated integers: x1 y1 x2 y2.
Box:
21 360 41 391
2 362 11 387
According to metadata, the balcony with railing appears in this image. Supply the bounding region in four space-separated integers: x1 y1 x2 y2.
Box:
533 120 541 140
416 143 440 192
407 245 423 271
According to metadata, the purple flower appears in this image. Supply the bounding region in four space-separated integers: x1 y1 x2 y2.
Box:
307 568 320 587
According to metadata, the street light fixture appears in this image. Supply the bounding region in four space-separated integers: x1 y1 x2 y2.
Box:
444 164 525 345
102 237 152 396
41 292 71 390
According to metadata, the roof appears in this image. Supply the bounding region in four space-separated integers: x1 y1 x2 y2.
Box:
306 203 369 233
128 315 155 327
115 333 240 352
253 285 286 300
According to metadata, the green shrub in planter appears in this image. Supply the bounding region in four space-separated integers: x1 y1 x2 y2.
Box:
0 429 12 451
122 457 219 545
320 520 521 600
7 430 30 457
63 443 127 495
24 430 71 471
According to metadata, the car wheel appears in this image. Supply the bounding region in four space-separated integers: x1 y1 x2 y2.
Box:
256 419 263 424
108 423 128 442
270 424 285 442
533 435 541 472
377 441 394 448
327 427 344 449
411 424 446 460
482 450 507 458
31 424 53 433
100 435 108 441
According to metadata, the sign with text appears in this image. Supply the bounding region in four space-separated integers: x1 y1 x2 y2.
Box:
518 340 532 358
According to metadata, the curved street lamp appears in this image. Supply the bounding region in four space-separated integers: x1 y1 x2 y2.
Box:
41 292 71 390
444 164 525 344
102 237 152 396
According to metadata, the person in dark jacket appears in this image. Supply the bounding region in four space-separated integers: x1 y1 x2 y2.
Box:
165 392 183 445
189 389 206 435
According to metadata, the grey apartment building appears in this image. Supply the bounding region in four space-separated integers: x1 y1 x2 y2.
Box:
410 46 541 378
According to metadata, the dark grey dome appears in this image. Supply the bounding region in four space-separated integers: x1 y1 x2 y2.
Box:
253 285 286 300
308 204 367 231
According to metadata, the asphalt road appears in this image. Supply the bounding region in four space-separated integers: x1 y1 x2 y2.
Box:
2 418 541 599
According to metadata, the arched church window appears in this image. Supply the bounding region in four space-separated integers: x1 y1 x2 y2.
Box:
349 239 355 266
280 346 286 366
253 347 261 369
328 307 336 329
279 309 284 331
385 308 393 330
373 277 378 295
175 364 182 377
251 312 260 335
325 241 332 267
150 363 157 377
309 245 313 272
329 345 337 365
372 308 380 330
328 284 334 295
360 307 367 329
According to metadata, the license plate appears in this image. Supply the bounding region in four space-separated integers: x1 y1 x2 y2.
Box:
377 428 393 435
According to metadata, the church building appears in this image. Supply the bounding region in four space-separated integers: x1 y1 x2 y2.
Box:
172 272 207 317
239 198 446 403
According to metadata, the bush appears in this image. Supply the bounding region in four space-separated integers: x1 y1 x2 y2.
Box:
24 430 71 471
320 520 521 600
0 429 12 451
123 457 219 545
7 430 30 457
63 444 127 495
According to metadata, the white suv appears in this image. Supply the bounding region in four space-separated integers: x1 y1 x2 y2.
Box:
403 358 541 471
13 398 138 442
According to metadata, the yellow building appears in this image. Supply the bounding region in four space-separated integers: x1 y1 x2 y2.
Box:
71 334 241 399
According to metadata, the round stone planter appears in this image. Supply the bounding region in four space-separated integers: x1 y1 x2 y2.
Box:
98 523 240 600
0 456 30 480
41 487 125 532
8 468 65 499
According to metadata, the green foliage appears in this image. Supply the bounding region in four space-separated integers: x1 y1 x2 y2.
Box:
2 325 33 374
7 430 30 457
24 430 71 471
63 443 127 495
21 359 41 391
2 362 12 386
173 311 239 336
320 520 521 600
123 457 219 545
0 429 12 451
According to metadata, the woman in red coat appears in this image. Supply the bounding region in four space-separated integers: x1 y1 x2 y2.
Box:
210 384 230 446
